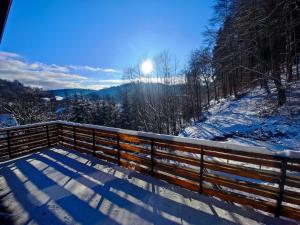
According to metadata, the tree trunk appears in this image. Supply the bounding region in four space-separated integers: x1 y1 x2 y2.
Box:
274 80 286 106
297 55 299 78
205 80 210 106
273 66 286 106
213 78 218 100
287 62 293 82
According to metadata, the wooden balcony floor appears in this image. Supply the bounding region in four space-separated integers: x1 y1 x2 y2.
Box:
0 147 296 225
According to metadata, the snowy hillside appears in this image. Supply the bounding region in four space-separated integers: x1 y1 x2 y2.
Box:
180 81 300 151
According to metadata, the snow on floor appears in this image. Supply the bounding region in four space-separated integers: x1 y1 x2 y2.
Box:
180 80 300 151
0 147 296 225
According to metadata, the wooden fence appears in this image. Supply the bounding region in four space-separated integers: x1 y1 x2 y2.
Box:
0 121 300 221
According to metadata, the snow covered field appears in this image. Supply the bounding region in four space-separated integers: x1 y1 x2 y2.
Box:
0 147 296 225
180 81 300 151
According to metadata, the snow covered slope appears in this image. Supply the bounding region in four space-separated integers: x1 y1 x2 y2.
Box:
180 81 300 151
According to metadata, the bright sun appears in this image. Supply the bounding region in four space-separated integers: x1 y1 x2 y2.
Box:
141 59 154 75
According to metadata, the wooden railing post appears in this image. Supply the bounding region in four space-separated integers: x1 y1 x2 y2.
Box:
150 139 154 176
6 130 11 158
73 126 77 150
92 130 96 156
117 133 120 166
46 125 50 147
199 148 204 194
275 157 287 218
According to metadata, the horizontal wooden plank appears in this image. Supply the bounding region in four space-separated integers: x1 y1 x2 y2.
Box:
285 178 300 189
154 150 200 167
61 142 74 150
154 161 199 181
95 138 117 148
95 152 118 164
74 127 93 136
152 138 277 161
64 125 117 138
120 152 151 166
61 135 74 142
61 137 74 145
154 141 201 154
153 171 199 192
10 127 45 135
11 144 52 157
120 160 150 175
287 163 300 172
119 142 149 155
206 158 281 179
76 140 93 149
204 150 281 168
74 145 94 155
203 174 278 200
0 138 8 145
11 141 56 157
0 146 8 151
203 145 279 161
10 133 48 145
75 135 93 143
204 161 280 183
283 189 300 199
202 188 276 214
0 150 9 157
283 194 300 207
95 145 117 157
61 125 75 132
62 131 74 138
10 138 48 151
94 130 117 138
9 129 57 141
285 174 300 183
281 206 300 221
119 133 151 144
75 129 92 137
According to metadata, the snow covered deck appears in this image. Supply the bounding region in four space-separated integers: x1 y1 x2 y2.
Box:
0 147 296 225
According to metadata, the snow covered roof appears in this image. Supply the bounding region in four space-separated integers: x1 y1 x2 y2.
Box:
0 114 18 128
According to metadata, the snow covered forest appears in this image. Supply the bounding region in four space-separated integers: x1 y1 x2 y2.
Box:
1 0 300 148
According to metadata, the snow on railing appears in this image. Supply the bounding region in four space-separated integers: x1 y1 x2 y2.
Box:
0 121 58 132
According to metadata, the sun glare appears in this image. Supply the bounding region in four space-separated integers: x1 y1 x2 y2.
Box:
141 59 154 75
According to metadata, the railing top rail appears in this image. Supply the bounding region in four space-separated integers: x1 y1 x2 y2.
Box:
1 120 299 160
59 121 273 153
0 121 57 132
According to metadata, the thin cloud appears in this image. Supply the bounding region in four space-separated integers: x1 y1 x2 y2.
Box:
69 65 120 73
0 51 122 90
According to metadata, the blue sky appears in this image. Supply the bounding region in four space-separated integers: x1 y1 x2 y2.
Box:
0 0 213 90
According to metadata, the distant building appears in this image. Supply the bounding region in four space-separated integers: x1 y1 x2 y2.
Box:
0 114 18 128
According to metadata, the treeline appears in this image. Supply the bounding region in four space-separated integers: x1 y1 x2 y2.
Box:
57 70 189 135
0 79 57 124
209 0 300 106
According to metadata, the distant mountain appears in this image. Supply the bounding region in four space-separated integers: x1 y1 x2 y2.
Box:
50 86 124 101
0 79 51 99
50 83 170 102
49 88 96 98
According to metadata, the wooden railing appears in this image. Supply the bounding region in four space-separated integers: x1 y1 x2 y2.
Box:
0 122 59 158
0 121 300 221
